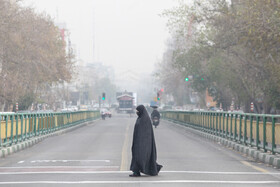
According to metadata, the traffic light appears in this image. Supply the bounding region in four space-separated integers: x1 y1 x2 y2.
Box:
102 92 105 100
157 92 160 100
185 77 189 82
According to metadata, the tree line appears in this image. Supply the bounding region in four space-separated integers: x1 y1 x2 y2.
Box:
0 0 74 111
157 0 280 113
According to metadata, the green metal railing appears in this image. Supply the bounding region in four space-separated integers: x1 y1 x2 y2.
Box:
0 111 100 148
161 111 280 154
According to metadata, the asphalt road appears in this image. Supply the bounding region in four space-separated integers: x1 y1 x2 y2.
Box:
0 113 280 187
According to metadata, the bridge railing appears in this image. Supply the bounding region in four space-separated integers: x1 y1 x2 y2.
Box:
0 111 100 148
161 111 280 154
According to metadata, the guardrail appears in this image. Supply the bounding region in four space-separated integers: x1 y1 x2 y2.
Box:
161 111 280 154
0 111 100 148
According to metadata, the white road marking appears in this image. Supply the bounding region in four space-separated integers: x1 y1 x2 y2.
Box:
0 166 119 169
29 160 110 163
0 180 279 184
17 161 25 164
120 122 130 171
160 171 280 175
0 170 280 175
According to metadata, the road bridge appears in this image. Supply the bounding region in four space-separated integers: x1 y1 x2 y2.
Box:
0 113 280 186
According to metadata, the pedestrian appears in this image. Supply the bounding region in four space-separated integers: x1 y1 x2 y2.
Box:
129 105 162 177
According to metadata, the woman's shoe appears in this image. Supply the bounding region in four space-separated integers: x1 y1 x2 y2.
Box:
129 172 141 177
157 165 163 173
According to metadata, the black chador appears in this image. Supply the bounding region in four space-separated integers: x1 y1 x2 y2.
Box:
129 105 162 177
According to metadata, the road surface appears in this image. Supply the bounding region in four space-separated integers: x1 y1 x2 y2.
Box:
0 113 280 186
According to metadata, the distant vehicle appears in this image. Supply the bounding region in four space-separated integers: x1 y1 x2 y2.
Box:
61 108 72 112
228 110 244 113
173 106 183 111
208 107 222 112
116 91 135 114
79 105 88 111
100 108 112 118
0 112 15 115
61 106 78 112
162 105 172 111
106 110 112 118
70 106 78 111
193 109 205 112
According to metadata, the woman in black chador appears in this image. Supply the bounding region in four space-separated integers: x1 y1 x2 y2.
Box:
129 105 162 177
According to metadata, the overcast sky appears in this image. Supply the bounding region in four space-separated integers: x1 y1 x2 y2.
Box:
23 0 183 75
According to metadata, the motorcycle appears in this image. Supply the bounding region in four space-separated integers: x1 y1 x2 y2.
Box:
152 116 159 128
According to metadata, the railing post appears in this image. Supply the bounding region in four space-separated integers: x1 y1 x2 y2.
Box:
243 115 247 145
217 112 219 136
212 113 215 134
50 113 53 132
219 113 222 137
5 115 8 144
41 113 44 134
28 114 32 138
24 114 27 141
249 115 253 146
32 114 35 137
226 113 229 139
15 114 19 144
20 114 23 142
10 115 14 145
230 113 233 140
271 117 276 154
256 116 260 150
34 114 37 136
208 112 210 133
263 116 267 152
239 114 242 142
200 112 206 131
0 114 2 148
234 114 237 141
222 113 225 138
47 113 50 134
203 113 206 131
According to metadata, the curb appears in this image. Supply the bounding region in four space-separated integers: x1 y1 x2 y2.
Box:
165 119 280 169
0 119 99 159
